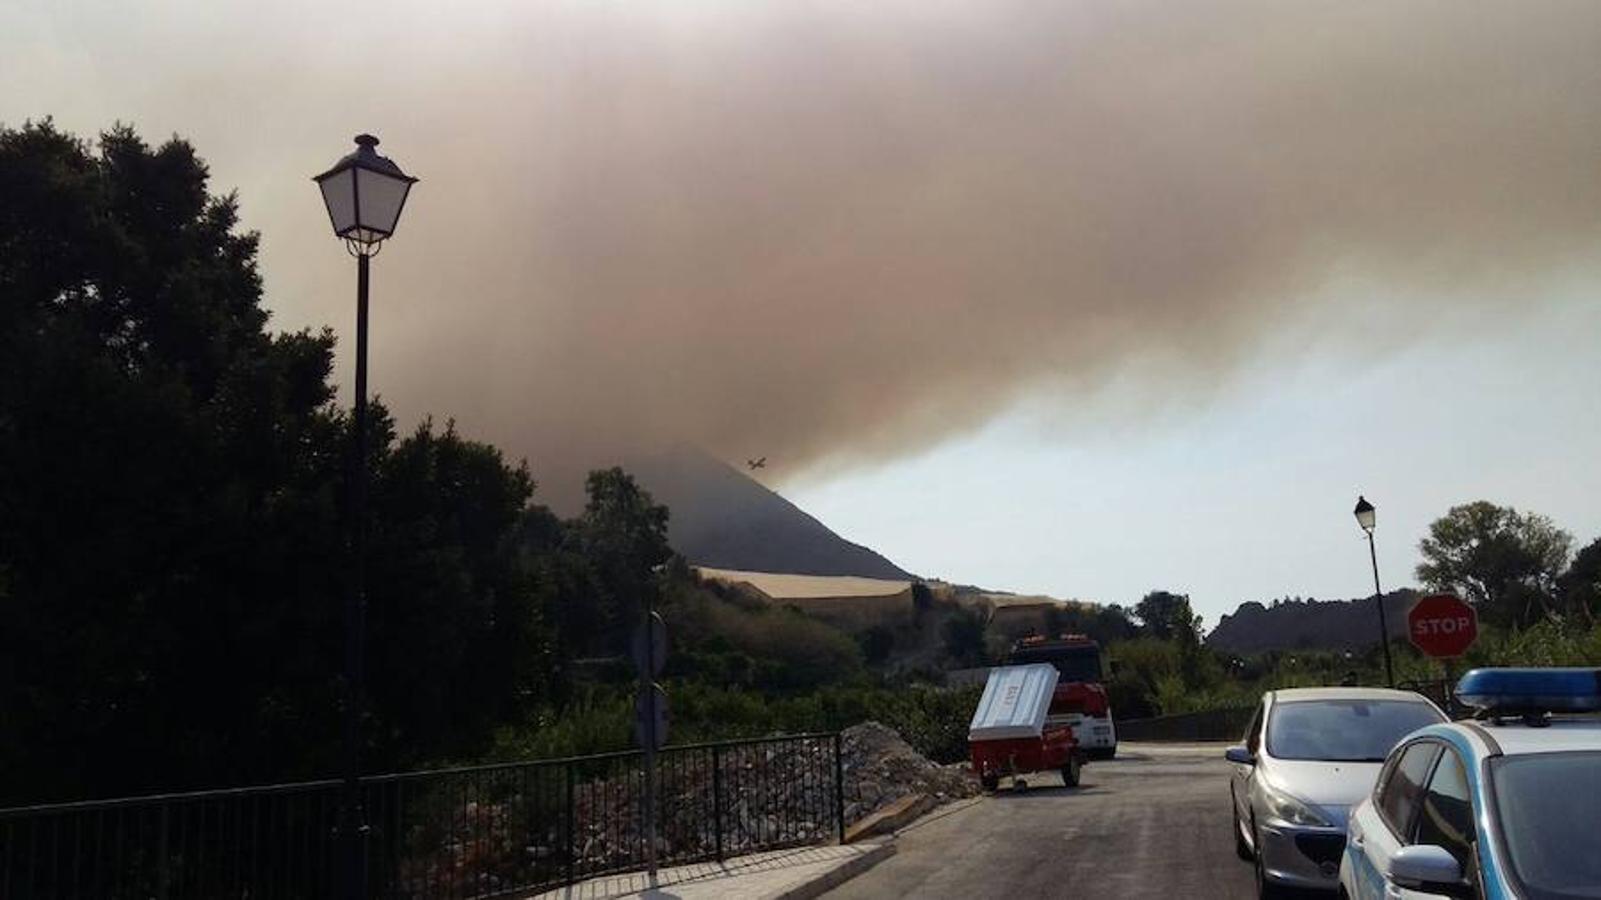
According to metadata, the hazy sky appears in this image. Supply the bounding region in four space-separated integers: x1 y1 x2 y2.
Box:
5 1 1600 625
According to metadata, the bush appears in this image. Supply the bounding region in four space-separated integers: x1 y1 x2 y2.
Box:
860 625 895 664
490 679 983 765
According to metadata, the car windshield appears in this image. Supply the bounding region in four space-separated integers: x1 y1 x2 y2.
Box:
1490 751 1601 900
1265 699 1444 762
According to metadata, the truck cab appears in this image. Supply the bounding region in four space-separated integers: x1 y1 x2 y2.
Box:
1006 634 1117 759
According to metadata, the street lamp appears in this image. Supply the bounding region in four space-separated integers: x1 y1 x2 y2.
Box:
1353 495 1395 688
315 134 417 899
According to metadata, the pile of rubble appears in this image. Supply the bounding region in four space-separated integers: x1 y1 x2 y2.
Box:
839 721 979 825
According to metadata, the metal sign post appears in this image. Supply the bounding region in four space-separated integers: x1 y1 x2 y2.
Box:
634 600 668 884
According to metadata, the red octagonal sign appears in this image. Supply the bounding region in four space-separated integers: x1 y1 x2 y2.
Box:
1407 593 1478 658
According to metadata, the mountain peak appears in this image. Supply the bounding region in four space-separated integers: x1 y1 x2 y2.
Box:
627 447 912 580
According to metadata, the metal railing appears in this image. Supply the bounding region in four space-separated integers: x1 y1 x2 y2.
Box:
0 733 845 899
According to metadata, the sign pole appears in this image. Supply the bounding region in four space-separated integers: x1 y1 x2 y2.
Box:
631 587 668 885
1442 657 1454 718
643 590 658 885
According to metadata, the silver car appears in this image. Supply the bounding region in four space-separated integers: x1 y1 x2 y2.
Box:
1226 687 1446 897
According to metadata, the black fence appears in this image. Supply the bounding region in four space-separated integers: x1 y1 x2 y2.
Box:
0 733 844 900
1115 682 1467 745
1115 707 1256 743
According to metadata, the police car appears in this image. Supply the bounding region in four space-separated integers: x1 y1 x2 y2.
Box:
1340 668 1601 900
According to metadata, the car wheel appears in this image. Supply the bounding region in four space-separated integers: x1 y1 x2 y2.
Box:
1061 757 1081 787
1232 794 1252 861
981 772 999 792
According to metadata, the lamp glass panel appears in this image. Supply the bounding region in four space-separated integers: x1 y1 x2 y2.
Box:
1356 508 1376 531
318 169 357 236
355 167 412 236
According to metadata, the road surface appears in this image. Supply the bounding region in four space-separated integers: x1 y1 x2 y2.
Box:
824 742 1260 899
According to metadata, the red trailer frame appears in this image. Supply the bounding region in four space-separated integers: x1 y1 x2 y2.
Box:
970 724 1082 791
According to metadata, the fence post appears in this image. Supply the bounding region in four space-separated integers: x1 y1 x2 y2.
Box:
711 745 724 861
157 803 171 900
832 733 845 845
564 762 576 887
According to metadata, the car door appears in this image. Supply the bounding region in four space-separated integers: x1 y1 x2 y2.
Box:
1232 698 1266 833
1405 747 1481 899
1347 739 1440 900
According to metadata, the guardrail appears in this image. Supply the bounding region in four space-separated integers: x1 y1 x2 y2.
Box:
1115 707 1255 743
0 733 844 899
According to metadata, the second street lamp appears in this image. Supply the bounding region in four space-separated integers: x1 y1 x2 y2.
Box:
315 133 418 900
1353 495 1395 688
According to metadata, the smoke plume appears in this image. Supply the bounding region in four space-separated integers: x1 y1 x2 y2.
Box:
11 1 1599 505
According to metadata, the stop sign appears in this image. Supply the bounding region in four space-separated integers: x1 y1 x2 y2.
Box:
1407 593 1478 658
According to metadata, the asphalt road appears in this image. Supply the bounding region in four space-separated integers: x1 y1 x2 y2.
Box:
823 742 1260 900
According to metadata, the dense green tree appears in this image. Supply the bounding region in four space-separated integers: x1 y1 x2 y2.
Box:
1417 501 1572 627
1133 590 1202 644
0 122 550 801
1042 601 1139 645
365 418 554 764
1559 537 1601 624
859 624 895 664
0 122 350 799
940 607 989 667
564 467 672 653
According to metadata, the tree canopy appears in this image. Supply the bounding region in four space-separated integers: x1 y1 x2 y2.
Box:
2 121 354 798
0 122 664 803
1416 501 1573 627
1133 590 1202 644
1558 537 1601 625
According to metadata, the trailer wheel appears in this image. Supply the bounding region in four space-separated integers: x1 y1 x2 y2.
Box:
1061 757 1081 787
981 773 1000 792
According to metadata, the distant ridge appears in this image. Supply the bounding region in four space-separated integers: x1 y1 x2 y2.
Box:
627 448 912 580
1206 590 1417 655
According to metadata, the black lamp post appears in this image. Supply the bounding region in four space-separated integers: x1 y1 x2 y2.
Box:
315 134 418 899
1353 495 1395 688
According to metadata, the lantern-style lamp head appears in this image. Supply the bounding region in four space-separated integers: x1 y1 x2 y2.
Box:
314 134 418 251
1353 495 1376 533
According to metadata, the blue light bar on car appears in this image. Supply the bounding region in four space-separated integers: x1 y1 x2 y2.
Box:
1455 668 1601 715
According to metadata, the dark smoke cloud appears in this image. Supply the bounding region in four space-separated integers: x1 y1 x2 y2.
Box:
15 1 1597 506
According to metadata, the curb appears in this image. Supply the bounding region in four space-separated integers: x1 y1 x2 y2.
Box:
890 795 984 836
770 841 897 900
844 792 936 843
